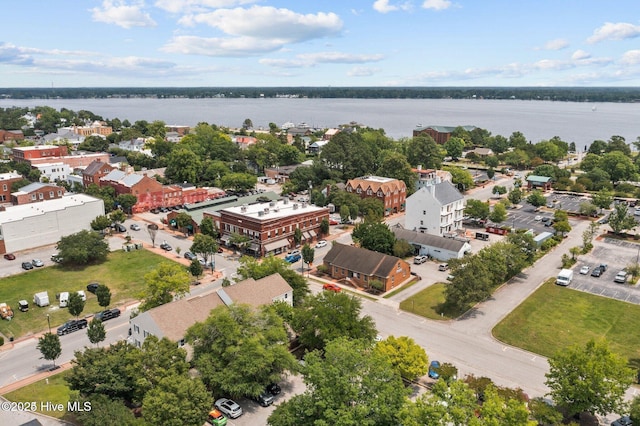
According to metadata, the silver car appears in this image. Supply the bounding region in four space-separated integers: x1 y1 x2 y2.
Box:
214 398 243 419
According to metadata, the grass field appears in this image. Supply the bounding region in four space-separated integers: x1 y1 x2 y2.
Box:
399 283 454 320
493 280 640 368
4 371 74 420
0 250 170 339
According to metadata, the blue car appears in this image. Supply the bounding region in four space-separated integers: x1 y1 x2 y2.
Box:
428 360 441 379
285 254 301 263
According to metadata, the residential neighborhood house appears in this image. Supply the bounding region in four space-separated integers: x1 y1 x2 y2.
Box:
405 181 466 237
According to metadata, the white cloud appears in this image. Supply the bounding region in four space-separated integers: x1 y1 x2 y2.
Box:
260 52 384 68
571 49 591 60
620 49 640 65
422 0 452 11
542 39 569 51
373 0 397 13
162 35 285 57
90 0 156 29
154 0 257 14
587 22 640 44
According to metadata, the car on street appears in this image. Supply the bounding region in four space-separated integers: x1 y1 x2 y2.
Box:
285 253 301 263
208 409 228 426
614 271 628 284
266 383 281 395
214 398 243 419
579 265 590 275
323 283 341 293
94 308 121 322
413 255 428 264
251 390 275 407
86 282 100 294
57 319 88 336
51 254 63 263
329 219 339 225
438 263 449 271
111 223 126 233
315 240 328 248
21 262 33 270
288 249 301 257
130 224 141 231
184 251 197 260
31 259 44 267
3 253 15 260
160 242 172 251
428 360 441 379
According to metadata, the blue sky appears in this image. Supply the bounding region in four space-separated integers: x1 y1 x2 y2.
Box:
1 0 639 87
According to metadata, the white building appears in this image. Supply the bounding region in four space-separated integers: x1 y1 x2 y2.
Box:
392 226 470 261
33 162 71 183
0 193 105 254
405 181 465 237
129 273 293 347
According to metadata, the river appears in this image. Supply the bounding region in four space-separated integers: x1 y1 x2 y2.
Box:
1 97 639 148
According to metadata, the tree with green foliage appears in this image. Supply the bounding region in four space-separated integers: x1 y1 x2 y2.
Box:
293 292 377 352
393 239 415 258
143 374 210 426
400 379 479 426
188 258 203 279
487 167 495 180
465 199 490 220
116 194 137 214
319 217 329 235
443 166 474 191
268 338 408 426
220 172 257 193
190 234 218 273
527 190 547 207
352 222 396 255
293 227 303 246
90 215 112 234
235 257 309 305
109 209 126 226
608 203 637 234
545 339 634 418
444 137 465 160
139 262 191 311
87 318 106 347
489 203 507 224
187 304 297 398
591 188 614 209
68 291 85 318
405 136 445 169
599 151 637 183
374 336 428 381
507 187 522 204
492 185 507 196
174 212 193 235
629 394 640 424
445 256 493 314
199 216 219 239
37 332 62 368
339 204 350 224
96 285 111 309
301 243 314 268
376 151 416 194
506 232 537 262
579 201 598 217
75 394 140 426
57 230 109 265
528 397 564 426
582 221 599 252
165 148 202 184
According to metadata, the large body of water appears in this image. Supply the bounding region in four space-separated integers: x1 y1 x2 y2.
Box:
1 98 639 149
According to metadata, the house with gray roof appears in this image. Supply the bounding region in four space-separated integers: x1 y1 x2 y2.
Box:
392 226 471 261
322 242 411 292
129 273 293 347
405 181 466 237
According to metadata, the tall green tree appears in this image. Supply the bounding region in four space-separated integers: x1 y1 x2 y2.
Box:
445 255 493 314
90 215 111 233
199 216 219 239
190 234 218 273
87 318 106 347
37 332 62 368
526 190 547 207
591 188 613 209
351 222 396 255
96 285 111 309
57 230 109 265
376 151 416 194
139 262 191 311
116 194 137 214
444 137 465 160
545 339 634 417
489 203 507 223
443 166 474 191
405 136 445 169
143 374 209 426
68 291 85 318
165 148 202 184
465 199 490 220
374 336 429 381
608 203 637 234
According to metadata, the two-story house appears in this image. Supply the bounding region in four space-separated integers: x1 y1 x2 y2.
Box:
405 181 465 236
11 182 65 205
82 159 114 187
345 176 406 216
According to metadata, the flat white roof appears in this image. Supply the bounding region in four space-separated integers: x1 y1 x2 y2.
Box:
13 145 59 151
0 171 21 180
0 194 101 224
222 199 326 221
357 175 395 183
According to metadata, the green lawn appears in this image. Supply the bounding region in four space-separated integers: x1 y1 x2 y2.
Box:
4 370 74 420
0 250 169 339
399 283 454 320
493 280 640 367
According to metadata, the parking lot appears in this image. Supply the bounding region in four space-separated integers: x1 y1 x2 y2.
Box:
566 237 640 304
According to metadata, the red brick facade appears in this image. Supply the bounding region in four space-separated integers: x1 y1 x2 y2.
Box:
11 183 65 205
0 173 24 204
345 176 406 216
82 160 114 187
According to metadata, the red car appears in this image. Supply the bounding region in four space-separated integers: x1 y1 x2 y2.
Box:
323 283 341 293
329 219 339 225
3 253 16 260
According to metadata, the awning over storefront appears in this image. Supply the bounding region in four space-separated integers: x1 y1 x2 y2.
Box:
264 239 289 252
304 231 313 240
249 243 260 252
220 234 231 244
308 229 317 238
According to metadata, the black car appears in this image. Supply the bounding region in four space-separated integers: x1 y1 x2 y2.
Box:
94 308 121 322
251 391 274 407
266 383 281 395
111 223 126 233
184 251 197 260
21 262 33 270
87 282 100 294
591 266 603 277
57 319 88 336
611 416 633 426
160 242 172 251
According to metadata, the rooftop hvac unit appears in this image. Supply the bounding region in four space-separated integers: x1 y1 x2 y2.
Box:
240 205 247 212
283 198 289 204
301 202 307 208
264 208 270 214
258 210 264 217
293 203 298 210
269 201 276 207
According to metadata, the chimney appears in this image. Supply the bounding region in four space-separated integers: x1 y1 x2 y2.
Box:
417 165 422 171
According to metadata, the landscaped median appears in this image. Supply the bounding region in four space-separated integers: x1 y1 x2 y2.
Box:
493 279 640 364
0 250 169 340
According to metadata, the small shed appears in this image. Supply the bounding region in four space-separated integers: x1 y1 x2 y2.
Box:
533 231 554 246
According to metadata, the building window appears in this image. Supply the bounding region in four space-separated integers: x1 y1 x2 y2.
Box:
134 324 140 334
356 188 361 194
420 220 423 225
49 191 54 197
367 189 372 195
2 184 6 191
31 194 36 200
423 210 426 215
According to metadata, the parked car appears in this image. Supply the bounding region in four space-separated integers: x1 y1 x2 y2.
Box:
207 409 228 426
160 242 172 251
184 251 197 261
3 253 15 260
534 215 543 221
315 240 328 249
130 224 141 231
86 282 100 294
579 265 590 275
428 360 441 379
591 266 603 277
51 254 63 263
214 398 243 419
266 383 281 396
329 219 339 225
614 271 628 284
111 223 126 233
285 253 301 263
57 319 88 336
251 391 275 407
21 262 33 270
288 249 301 257
413 255 428 264
600 263 608 272
611 416 633 426
31 259 44 267
438 263 449 271
94 308 121 322
323 283 341 293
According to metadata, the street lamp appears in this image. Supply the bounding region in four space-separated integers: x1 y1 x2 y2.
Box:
46 314 51 334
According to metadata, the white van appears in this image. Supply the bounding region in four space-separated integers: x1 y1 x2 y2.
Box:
59 292 69 308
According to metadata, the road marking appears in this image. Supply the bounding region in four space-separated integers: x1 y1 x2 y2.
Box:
421 319 426 324
531 356 536 361
502 346 507 352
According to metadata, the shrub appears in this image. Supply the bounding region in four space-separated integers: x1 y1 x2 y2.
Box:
316 264 329 275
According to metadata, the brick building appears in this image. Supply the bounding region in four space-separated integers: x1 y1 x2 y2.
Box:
82 159 114 187
322 243 411 293
11 145 110 168
206 199 329 257
345 176 406 216
413 125 477 144
0 171 23 205
11 182 65 205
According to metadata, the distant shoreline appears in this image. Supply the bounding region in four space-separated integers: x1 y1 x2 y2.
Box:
1 87 640 103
